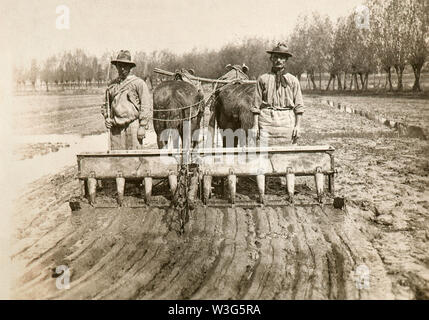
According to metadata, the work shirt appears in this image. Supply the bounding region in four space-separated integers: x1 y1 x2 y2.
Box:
104 74 152 127
253 72 304 115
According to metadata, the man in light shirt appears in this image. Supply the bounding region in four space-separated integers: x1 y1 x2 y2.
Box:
252 43 304 146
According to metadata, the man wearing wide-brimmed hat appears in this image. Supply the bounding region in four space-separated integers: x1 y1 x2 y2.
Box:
101 50 151 150
252 43 304 146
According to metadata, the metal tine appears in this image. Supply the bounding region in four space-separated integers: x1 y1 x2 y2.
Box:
87 177 97 205
144 177 153 204
315 166 324 203
286 167 295 203
256 173 266 205
80 180 86 197
227 171 236 205
116 172 125 206
168 172 178 195
203 175 212 205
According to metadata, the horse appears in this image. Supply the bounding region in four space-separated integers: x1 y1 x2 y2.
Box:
208 64 255 148
152 69 204 149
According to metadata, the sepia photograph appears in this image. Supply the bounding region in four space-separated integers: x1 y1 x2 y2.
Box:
0 0 428 303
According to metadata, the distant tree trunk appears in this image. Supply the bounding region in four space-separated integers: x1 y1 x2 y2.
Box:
319 71 322 90
364 73 369 90
394 65 405 91
326 74 334 90
343 73 347 90
45 80 49 92
306 73 312 89
354 73 360 90
337 73 342 90
310 72 317 90
384 66 393 91
359 73 365 89
411 63 423 91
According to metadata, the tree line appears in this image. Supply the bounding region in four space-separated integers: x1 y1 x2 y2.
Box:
14 0 428 92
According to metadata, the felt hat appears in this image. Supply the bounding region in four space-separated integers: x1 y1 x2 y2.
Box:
266 43 293 57
111 50 136 67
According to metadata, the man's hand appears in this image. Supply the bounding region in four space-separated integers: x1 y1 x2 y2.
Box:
292 125 300 144
250 114 259 140
101 103 107 118
105 118 114 129
137 126 146 141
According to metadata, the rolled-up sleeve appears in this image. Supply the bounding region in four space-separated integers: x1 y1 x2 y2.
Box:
251 76 264 114
293 78 304 115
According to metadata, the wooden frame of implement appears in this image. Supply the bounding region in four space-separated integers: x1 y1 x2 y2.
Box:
76 145 335 207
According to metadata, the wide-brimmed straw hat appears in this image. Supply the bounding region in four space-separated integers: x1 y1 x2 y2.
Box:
266 43 293 58
111 50 136 67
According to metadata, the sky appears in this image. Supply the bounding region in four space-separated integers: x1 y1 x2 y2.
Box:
2 0 364 68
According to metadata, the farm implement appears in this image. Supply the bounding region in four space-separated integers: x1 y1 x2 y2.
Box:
70 145 336 210
70 68 337 211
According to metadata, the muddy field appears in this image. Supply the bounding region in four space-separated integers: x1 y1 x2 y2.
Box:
12 94 105 136
10 92 429 300
321 94 429 133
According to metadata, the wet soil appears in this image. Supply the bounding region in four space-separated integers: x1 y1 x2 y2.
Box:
10 94 429 299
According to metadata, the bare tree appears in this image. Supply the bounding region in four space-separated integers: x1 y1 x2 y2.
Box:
41 56 58 92
13 65 26 90
29 59 39 91
369 0 395 91
407 0 429 91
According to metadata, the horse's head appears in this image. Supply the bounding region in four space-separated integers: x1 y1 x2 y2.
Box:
219 64 249 81
174 68 201 88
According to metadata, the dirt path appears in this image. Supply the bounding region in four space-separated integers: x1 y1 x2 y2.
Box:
10 95 429 299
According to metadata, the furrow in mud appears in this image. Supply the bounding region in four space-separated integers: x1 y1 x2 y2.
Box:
13 208 128 299
137 208 212 299
190 208 242 300
13 197 404 300
289 206 314 299
178 208 224 299
272 208 296 300
255 208 287 299
89 208 171 300
239 207 272 299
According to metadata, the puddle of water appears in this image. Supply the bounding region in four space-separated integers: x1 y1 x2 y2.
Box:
11 131 160 192
12 133 108 191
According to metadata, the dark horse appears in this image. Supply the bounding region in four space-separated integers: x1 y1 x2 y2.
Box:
153 69 204 149
152 69 204 209
208 64 255 147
